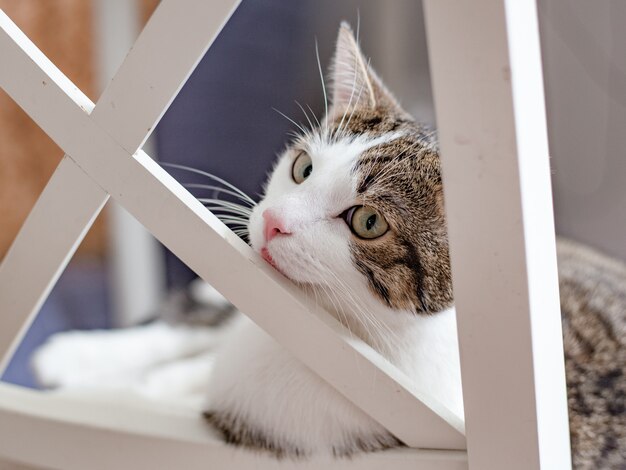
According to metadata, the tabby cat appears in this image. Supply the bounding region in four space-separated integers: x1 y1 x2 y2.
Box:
33 23 625 469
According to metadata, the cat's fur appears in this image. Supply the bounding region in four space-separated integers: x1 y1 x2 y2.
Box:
32 23 625 468
559 240 626 468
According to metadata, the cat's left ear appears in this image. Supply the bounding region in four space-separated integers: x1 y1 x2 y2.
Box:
330 22 402 112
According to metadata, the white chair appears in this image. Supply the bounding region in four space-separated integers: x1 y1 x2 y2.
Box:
0 1 571 468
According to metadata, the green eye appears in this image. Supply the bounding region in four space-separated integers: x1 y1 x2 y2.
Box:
347 206 389 239
292 152 313 184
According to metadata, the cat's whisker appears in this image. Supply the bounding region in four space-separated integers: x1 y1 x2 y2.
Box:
282 233 392 344
286 131 305 142
304 282 323 323
334 61 361 142
206 210 250 222
306 104 322 129
210 216 249 225
305 285 327 341
295 101 315 132
307 256 386 343
210 217 249 239
228 223 249 231
325 263 397 342
323 267 398 345
315 276 356 339
162 162 256 206
272 107 309 136
199 198 254 214
185 183 256 207
204 210 252 223
216 225 249 232
202 207 252 219
315 38 329 137
335 57 373 142
209 210 249 218
285 253 351 337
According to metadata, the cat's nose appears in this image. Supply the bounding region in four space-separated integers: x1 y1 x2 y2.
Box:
263 209 291 242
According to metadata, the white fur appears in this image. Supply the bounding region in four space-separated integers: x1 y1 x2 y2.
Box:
32 317 237 408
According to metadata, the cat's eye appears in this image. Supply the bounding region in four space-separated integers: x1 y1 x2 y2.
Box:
346 206 389 239
292 151 313 184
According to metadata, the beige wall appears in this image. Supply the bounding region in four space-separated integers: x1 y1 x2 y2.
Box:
539 0 626 262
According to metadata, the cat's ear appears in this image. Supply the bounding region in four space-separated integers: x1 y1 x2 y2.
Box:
330 22 400 111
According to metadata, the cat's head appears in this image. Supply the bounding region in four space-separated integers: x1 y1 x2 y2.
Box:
248 23 452 317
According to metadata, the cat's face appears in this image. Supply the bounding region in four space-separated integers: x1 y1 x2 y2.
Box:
248 23 452 316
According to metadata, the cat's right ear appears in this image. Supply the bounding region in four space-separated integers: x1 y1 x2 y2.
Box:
329 22 400 112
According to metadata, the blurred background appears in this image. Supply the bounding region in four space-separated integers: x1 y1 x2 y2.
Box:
0 0 625 387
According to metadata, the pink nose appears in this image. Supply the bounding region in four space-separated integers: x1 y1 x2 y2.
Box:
263 209 290 242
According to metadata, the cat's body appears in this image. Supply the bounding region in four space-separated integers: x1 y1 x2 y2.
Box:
558 239 626 469
205 306 461 457
31 23 624 468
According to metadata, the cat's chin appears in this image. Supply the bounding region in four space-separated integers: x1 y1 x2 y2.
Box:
260 247 278 270
261 248 304 284
258 242 310 283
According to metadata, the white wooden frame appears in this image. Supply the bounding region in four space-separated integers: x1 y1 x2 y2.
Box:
0 1 569 469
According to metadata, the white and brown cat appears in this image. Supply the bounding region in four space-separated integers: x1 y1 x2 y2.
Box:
33 23 625 468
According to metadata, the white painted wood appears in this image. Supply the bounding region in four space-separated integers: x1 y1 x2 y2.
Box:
423 1 571 469
0 157 107 373
0 0 465 450
0 385 467 470
94 0 165 326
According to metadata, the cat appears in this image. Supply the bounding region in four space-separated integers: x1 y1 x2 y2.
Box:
31 22 625 468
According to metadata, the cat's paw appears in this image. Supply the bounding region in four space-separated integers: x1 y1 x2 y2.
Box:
31 322 227 389
31 329 126 388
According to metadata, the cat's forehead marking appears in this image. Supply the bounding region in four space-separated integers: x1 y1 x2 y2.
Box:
305 130 407 168
329 106 414 139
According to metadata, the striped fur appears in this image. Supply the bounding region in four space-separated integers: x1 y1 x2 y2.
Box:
559 239 626 469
